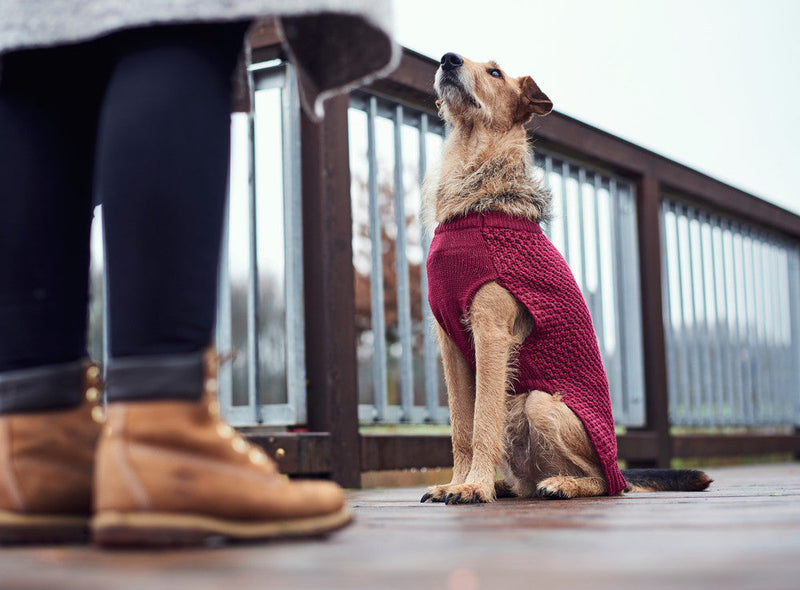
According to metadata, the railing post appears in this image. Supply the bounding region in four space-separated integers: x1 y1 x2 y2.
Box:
634 176 673 468
300 94 362 488
791 243 800 461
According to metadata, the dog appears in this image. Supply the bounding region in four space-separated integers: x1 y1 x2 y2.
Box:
420 52 711 504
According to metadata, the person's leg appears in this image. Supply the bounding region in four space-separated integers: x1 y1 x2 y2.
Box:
97 24 244 405
0 44 106 379
97 24 246 408
92 24 350 547
0 43 110 542
99 24 243 364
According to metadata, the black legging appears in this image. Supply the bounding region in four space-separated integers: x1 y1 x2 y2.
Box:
0 24 247 374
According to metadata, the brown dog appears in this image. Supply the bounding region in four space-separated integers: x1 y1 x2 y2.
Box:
421 53 711 504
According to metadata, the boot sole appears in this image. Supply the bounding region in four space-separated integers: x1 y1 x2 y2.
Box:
0 510 90 544
92 505 353 548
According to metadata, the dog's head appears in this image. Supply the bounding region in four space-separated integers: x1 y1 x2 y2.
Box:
434 52 552 130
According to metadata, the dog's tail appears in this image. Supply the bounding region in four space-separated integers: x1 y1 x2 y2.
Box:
621 469 712 493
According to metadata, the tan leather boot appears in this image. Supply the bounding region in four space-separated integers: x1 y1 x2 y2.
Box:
92 350 352 547
0 361 103 543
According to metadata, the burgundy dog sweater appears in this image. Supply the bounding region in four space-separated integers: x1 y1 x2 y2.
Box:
427 210 626 496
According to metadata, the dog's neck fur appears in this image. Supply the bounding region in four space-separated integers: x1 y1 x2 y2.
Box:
423 119 551 231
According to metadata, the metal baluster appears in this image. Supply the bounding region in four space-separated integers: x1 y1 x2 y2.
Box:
601 176 622 419
744 231 759 424
786 247 800 425
393 105 415 421
100 216 109 402
589 174 605 351
576 167 591 304
734 228 754 424
217 179 234 419
367 96 388 421
619 183 645 426
246 62 262 424
753 235 769 423
419 114 441 422
282 64 306 424
675 206 695 424
773 243 791 421
542 156 554 239
667 203 686 423
560 162 571 263
694 213 713 425
746 233 761 423
722 222 744 424
759 239 778 423
729 226 744 424
767 243 781 422
709 220 733 424
701 217 722 424
660 200 679 424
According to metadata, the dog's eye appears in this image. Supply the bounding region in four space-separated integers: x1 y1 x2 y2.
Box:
488 68 503 78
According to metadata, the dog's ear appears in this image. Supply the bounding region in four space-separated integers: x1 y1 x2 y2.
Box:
518 76 553 118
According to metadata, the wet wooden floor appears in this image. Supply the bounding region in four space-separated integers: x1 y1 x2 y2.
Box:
1 462 798 590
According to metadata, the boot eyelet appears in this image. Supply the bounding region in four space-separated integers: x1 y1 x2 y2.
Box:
232 437 249 454
85 387 100 403
205 378 218 393
91 406 106 423
249 449 267 465
216 422 234 439
86 365 101 382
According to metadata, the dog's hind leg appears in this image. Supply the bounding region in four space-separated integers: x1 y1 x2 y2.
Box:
535 475 606 499
523 391 608 499
494 478 515 498
421 325 476 503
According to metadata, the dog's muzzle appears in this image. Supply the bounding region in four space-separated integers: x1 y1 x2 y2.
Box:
435 56 479 110
440 52 463 72
435 53 466 98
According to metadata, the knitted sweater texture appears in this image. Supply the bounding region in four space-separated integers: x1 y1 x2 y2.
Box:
427 210 626 496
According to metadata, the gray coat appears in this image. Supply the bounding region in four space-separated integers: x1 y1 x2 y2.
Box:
0 0 398 119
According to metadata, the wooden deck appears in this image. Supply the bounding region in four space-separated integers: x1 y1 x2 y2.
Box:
1 462 798 590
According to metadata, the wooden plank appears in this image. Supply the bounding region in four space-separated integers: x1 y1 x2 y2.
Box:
245 430 800 475
672 434 800 458
300 95 362 488
3 463 798 590
245 432 331 474
616 431 659 462
361 432 664 470
247 18 281 49
361 434 453 471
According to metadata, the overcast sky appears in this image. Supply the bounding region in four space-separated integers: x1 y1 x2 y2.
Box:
394 0 800 217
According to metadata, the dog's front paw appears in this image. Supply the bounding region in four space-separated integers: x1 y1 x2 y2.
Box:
420 484 450 503
536 476 578 500
421 482 496 504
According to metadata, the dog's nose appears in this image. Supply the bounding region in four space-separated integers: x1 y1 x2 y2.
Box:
440 52 463 72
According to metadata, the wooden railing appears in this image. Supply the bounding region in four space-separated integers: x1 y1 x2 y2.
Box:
245 26 800 487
